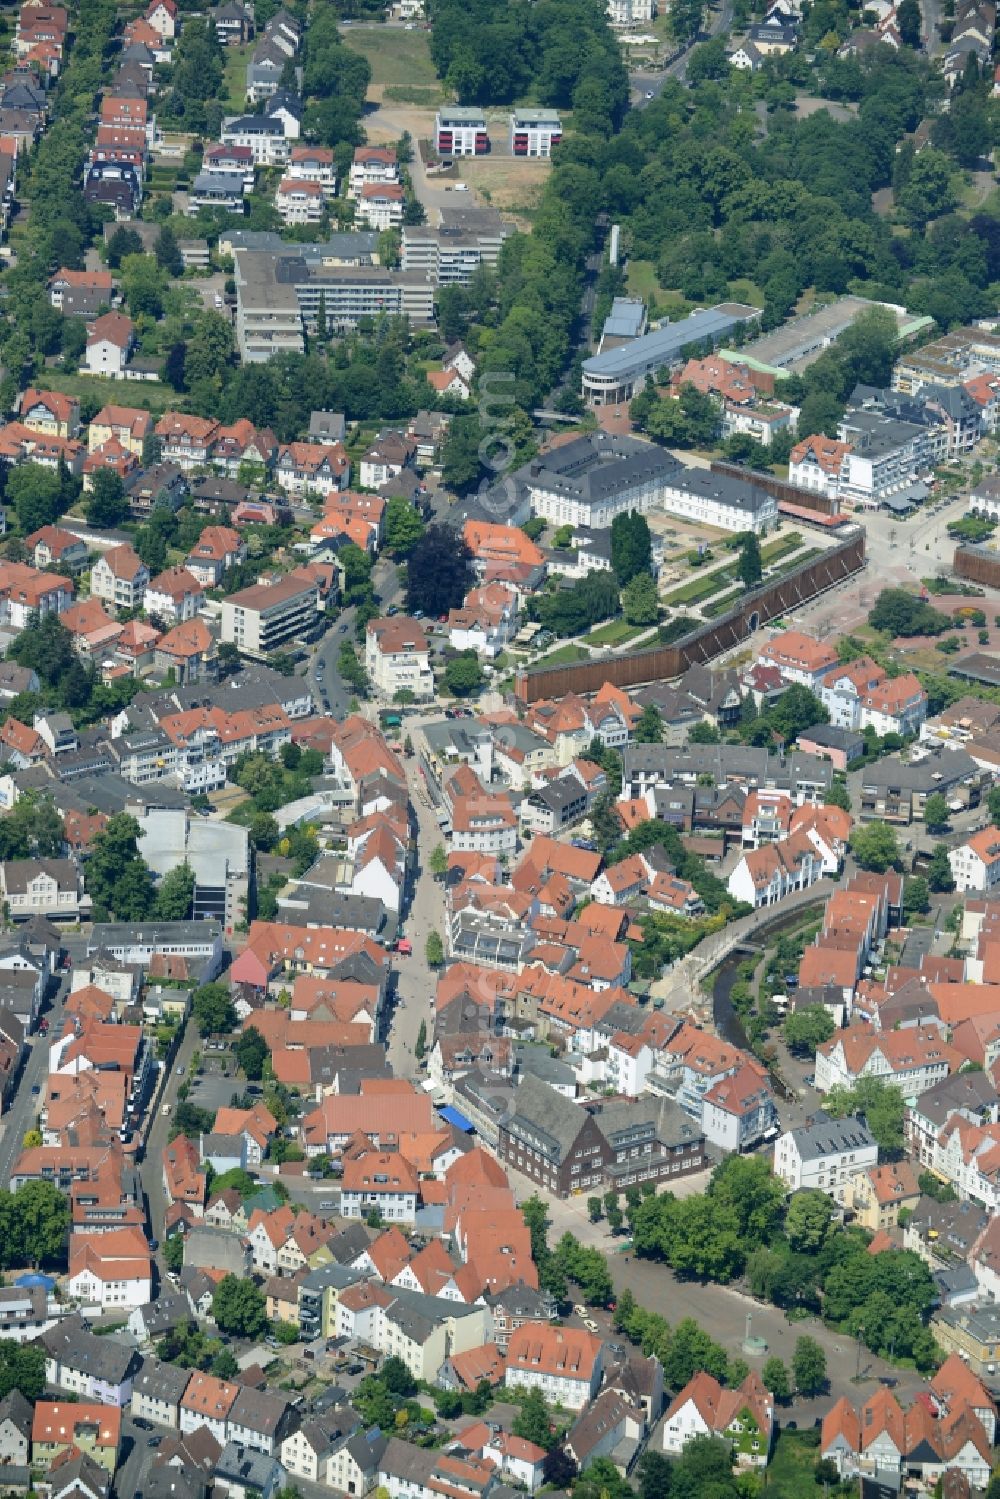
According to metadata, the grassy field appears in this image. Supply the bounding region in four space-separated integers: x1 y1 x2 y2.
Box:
586 619 647 646
532 642 590 668
342 24 440 91
626 260 661 301
35 371 177 412
727 277 765 308
765 1431 823 1499
701 585 743 619
761 531 803 565
222 42 252 112
662 566 735 608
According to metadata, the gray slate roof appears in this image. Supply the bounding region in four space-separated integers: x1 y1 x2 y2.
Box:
788 1111 875 1162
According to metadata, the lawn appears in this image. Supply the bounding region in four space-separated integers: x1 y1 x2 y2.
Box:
35 370 177 413
761 531 804 566
662 566 736 608
222 42 252 112
586 619 647 646
701 585 744 619
341 24 441 92
626 260 661 301
532 642 590 667
727 277 765 308
765 1430 824 1499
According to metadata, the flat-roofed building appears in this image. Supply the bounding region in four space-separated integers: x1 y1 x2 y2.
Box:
582 303 759 406
435 106 488 156
235 250 435 362
220 567 322 656
509 108 561 156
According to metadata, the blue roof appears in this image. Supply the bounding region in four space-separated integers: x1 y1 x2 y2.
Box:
16 1273 55 1288
438 1105 475 1133
583 304 758 380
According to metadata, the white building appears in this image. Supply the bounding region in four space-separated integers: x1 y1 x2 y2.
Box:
85 312 134 379
364 616 433 700
607 0 655 23
275 178 324 225
505 1325 603 1412
221 115 290 167
144 566 203 624
220 569 322 658
509 109 562 157
950 828 1000 892
435 107 489 156
286 146 336 198
773 1114 878 1206
355 183 404 231
90 544 149 613
339 1152 418 1223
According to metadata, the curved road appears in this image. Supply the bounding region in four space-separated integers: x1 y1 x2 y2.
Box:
630 0 736 104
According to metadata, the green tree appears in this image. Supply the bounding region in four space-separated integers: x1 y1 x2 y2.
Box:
212 1275 268 1338
193 981 238 1037
792 1335 827 1396
900 147 957 228
85 814 154 921
7 464 62 534
670 0 705 43
444 652 485 696
425 931 445 967
766 684 828 742
850 821 901 872
587 1196 603 1222
429 844 448 879
903 876 930 918
784 1004 835 1056
383 497 425 556
927 843 955 893
737 532 762 589
512 1388 554 1450
107 225 143 268
236 1026 268 1081
85 469 127 528
0 1181 70 1268
922 792 950 833
407 525 474 616
636 704 664 744
825 1075 905 1157
163 1235 184 1272
440 415 483 493
156 862 195 921
0 1344 45 1401
897 0 921 43
610 511 652 585
868 589 950 637
785 1190 834 1253
415 1020 427 1061
826 781 852 813
249 813 280 852
762 1356 791 1404
155 224 184 276
622 572 659 626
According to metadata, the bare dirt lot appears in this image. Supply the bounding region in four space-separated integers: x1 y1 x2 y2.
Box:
454 156 551 224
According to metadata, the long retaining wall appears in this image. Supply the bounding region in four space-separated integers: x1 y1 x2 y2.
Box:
514 528 866 704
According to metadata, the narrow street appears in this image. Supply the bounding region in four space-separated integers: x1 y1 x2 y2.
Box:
387 759 446 1077
142 1016 204 1244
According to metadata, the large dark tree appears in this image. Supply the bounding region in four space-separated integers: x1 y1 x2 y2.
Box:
406 524 474 616
610 511 652 585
